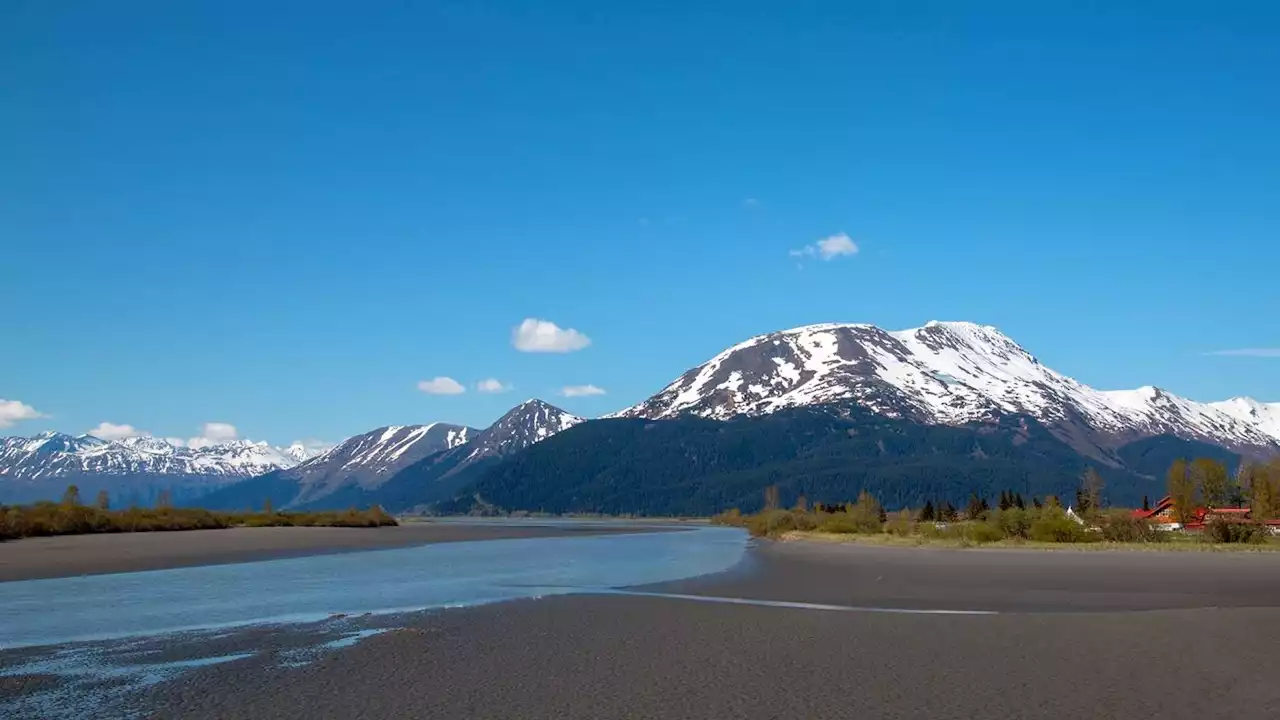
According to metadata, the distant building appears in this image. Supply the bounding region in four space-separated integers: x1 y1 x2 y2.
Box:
1131 496 1278 532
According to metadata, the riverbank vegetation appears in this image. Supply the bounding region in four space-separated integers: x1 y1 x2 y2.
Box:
0 486 397 541
713 457 1280 549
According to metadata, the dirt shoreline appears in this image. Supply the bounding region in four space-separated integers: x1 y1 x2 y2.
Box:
0 521 674 582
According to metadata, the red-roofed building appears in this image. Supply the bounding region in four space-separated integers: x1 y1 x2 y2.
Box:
1132 496 1278 531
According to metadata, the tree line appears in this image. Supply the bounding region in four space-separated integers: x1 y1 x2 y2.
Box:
714 457 1280 546
0 485 398 541
1165 456 1280 525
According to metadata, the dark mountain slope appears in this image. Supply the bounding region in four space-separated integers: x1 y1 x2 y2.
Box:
441 405 1212 516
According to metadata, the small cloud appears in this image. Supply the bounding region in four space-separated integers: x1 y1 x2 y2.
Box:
512 318 591 353
417 377 466 395
0 399 47 429
165 437 187 448
476 378 511 394
560 384 607 397
790 232 860 261
743 197 759 208
1205 349 1280 358
87 422 147 441
188 422 239 449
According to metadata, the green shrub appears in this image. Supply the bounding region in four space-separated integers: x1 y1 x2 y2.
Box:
817 513 860 534
965 522 1005 544
846 491 884 534
0 496 394 541
885 510 914 536
992 508 1031 539
1203 517 1268 545
1029 508 1093 543
710 508 744 527
1097 509 1165 543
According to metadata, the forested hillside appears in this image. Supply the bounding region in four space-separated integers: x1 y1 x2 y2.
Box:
436 405 1198 516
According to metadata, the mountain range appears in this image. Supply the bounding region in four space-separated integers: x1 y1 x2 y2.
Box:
4 321 1276 512
0 434 320 505
196 400 582 511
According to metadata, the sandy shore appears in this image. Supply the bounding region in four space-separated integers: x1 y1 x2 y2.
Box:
0 521 671 582
124 541 1280 719
7 538 1280 718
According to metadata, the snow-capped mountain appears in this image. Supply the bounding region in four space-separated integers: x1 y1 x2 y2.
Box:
0 432 315 503
368 399 584 511
1209 397 1280 445
0 432 309 481
284 423 478 505
201 404 581 510
615 321 1280 455
460 399 584 461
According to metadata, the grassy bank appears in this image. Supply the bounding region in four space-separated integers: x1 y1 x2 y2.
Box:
785 529 1280 552
0 501 398 541
712 495 1279 551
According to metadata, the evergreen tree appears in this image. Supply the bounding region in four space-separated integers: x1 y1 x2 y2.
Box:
1033 496 1043 509
878 504 887 523
999 490 1012 511
919 500 936 522
1014 492 1025 510
95 490 110 511
941 501 958 522
965 493 984 520
61 485 82 508
1142 495 1150 512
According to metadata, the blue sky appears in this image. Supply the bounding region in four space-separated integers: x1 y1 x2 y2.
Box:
3 1 1278 446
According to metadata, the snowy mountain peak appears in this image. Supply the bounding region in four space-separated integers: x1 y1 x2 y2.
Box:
465 399 583 460
1209 397 1280 443
0 431 313 503
283 422 479 504
616 321 1280 453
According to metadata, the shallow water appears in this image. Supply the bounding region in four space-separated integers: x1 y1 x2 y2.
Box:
0 524 747 649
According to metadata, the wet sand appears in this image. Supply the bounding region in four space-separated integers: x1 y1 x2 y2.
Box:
132 541 1280 720
0 521 674 582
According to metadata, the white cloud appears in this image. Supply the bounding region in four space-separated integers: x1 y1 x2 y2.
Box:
743 197 759 208
560 384 607 397
289 438 334 456
790 232 860 261
512 318 591 353
187 422 240 449
1205 349 1280 358
165 437 187 448
476 378 511 394
417 377 466 395
87 422 148 441
0 399 46 429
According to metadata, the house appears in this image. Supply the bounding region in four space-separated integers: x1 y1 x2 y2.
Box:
1132 496 1280 532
